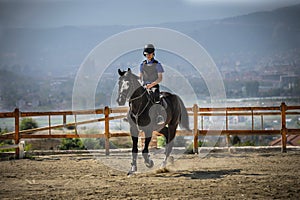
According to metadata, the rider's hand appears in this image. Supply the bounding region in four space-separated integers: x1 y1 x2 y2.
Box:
146 82 155 89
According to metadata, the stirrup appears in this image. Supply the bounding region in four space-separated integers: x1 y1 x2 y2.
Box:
156 115 165 125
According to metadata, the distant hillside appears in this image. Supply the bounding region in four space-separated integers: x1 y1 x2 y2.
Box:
0 4 299 76
164 4 300 57
222 4 300 25
0 70 38 109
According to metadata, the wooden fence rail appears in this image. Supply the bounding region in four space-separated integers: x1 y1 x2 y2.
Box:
0 141 25 158
1 102 300 158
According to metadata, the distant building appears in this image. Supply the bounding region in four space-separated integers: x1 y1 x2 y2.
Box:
260 73 283 88
280 75 298 89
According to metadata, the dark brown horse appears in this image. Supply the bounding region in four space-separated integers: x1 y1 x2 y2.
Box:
117 68 190 175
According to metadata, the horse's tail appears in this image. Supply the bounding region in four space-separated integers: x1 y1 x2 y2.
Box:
177 96 190 131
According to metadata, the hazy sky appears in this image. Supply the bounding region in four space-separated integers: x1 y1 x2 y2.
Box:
0 0 299 28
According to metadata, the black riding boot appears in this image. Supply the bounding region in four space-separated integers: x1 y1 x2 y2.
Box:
150 85 164 125
154 92 164 125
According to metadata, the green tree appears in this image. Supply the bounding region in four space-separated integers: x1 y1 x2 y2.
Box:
20 118 38 131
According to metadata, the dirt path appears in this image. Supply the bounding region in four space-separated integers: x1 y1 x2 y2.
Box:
1 150 300 199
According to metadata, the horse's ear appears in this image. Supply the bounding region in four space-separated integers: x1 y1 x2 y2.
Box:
118 69 125 76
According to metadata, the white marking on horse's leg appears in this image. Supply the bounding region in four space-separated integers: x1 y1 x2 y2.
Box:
160 157 167 169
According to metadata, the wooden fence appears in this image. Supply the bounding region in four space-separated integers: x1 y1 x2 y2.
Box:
0 102 300 158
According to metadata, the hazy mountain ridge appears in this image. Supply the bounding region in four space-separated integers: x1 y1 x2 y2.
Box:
221 4 300 26
0 4 299 76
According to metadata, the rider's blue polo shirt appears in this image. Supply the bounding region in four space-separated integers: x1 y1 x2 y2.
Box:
140 59 164 85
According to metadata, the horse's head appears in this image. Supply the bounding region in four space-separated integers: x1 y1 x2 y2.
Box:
116 68 140 106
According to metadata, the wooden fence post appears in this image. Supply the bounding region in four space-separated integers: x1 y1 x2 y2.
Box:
14 108 20 159
193 104 199 154
104 106 110 156
225 110 231 148
280 102 287 153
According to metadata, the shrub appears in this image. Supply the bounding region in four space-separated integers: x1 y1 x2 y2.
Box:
235 140 255 146
232 135 241 145
157 136 188 148
82 138 101 149
185 140 203 154
157 136 166 147
58 138 85 150
0 128 14 152
82 138 117 149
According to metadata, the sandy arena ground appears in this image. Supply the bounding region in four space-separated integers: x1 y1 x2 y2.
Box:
1 148 300 199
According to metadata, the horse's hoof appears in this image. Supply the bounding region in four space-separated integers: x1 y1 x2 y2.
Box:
160 161 167 169
168 156 174 165
127 169 136 176
143 154 154 168
127 170 135 176
127 164 137 176
145 159 154 168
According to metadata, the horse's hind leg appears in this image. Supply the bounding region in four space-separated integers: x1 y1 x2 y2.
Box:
142 131 154 168
161 125 176 169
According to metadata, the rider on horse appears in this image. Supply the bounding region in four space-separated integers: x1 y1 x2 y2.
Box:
139 44 165 125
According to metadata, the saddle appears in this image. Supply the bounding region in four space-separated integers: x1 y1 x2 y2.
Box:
147 89 168 109
159 92 169 109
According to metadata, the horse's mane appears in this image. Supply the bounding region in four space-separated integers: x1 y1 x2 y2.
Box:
129 72 139 80
126 70 141 85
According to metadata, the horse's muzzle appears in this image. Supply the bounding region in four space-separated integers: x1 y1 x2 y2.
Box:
116 97 126 106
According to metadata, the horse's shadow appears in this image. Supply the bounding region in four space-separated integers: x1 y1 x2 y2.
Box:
155 169 241 180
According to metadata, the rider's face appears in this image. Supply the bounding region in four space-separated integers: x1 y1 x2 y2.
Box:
145 53 154 60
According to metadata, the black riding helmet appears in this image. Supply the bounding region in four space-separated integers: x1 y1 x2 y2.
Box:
143 44 155 56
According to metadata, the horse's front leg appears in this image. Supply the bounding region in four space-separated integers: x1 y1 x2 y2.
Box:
128 126 139 175
142 130 154 168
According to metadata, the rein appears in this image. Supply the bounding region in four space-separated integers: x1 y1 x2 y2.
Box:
128 89 147 102
130 97 150 119
128 87 152 122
